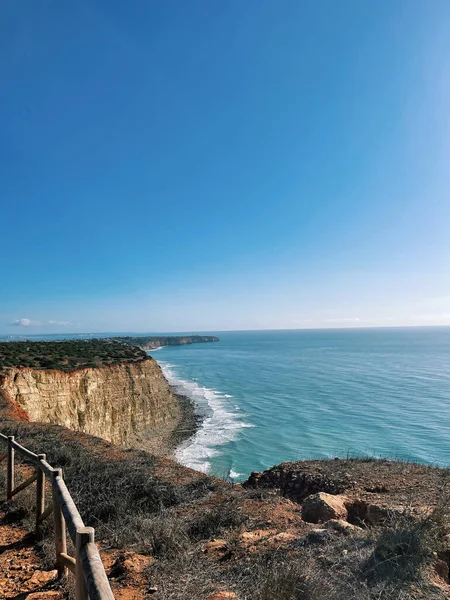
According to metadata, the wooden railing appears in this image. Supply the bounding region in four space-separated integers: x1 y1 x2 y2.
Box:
0 432 115 600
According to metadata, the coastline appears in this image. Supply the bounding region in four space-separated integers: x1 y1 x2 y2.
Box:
168 392 203 455
128 387 202 459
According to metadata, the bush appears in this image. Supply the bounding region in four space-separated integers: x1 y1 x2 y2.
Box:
0 339 147 373
365 505 449 585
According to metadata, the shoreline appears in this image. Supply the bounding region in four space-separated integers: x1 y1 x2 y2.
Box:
127 387 202 459
167 391 203 456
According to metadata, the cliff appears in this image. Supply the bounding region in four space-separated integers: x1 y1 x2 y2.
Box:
0 357 180 447
111 335 219 350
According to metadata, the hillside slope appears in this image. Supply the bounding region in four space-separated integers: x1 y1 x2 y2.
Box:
1 419 450 599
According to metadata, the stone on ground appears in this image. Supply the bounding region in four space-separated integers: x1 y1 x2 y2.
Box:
325 519 361 533
301 492 348 523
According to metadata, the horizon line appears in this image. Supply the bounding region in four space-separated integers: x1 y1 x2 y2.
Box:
1 324 450 337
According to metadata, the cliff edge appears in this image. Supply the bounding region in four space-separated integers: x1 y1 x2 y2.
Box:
0 357 180 448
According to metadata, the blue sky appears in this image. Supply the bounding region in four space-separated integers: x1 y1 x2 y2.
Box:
1 0 449 333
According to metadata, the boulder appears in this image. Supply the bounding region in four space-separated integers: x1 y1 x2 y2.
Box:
302 493 348 523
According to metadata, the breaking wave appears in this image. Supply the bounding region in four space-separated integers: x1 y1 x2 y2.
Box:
158 361 252 473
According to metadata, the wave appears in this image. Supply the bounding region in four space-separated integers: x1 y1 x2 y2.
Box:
158 360 252 474
229 469 242 479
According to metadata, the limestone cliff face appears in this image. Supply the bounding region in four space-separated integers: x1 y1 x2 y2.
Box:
0 358 179 447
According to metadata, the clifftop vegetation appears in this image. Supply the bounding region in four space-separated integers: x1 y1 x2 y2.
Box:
0 339 147 373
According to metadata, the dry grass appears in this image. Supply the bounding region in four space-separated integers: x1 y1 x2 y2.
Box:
187 500 247 541
2 421 450 600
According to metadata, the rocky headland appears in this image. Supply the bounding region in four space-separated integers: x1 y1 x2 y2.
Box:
0 339 201 455
111 335 220 350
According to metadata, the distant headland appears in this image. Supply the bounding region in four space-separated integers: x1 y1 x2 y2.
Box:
110 334 220 350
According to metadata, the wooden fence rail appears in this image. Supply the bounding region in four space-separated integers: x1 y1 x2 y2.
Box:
0 432 115 600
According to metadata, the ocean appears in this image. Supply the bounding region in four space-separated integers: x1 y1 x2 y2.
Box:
2 328 450 481
149 328 450 480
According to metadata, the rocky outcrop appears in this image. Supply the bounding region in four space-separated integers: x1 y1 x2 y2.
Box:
301 492 349 523
244 463 346 502
0 357 179 447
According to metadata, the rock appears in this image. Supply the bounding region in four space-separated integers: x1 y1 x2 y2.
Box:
270 532 298 544
364 504 406 526
239 529 297 551
202 539 230 560
205 593 237 600
434 558 449 581
242 464 344 501
324 519 361 534
121 552 154 574
24 570 58 591
302 493 348 523
26 593 63 600
239 530 275 546
244 471 262 487
108 551 154 579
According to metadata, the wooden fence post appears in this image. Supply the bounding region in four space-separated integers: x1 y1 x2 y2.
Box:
7 436 14 500
35 454 46 535
76 527 94 600
52 468 68 578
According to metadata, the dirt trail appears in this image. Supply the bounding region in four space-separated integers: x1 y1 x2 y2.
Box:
0 504 164 599
0 508 63 599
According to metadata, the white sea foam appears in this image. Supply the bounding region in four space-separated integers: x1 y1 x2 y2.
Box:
229 469 242 479
158 361 252 473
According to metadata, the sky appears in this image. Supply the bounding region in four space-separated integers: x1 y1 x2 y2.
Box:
1 0 449 334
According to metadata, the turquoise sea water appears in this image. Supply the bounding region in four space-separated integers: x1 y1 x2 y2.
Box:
2 328 450 480
149 328 450 480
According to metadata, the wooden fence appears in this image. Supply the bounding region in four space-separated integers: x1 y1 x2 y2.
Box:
0 432 115 600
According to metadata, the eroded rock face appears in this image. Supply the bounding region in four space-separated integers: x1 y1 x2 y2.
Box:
301 492 349 523
0 358 179 447
243 463 345 502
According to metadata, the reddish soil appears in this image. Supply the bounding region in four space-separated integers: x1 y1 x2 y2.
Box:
0 508 62 599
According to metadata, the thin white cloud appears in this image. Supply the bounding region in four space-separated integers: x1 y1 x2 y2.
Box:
10 318 41 326
9 318 74 327
408 313 450 322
